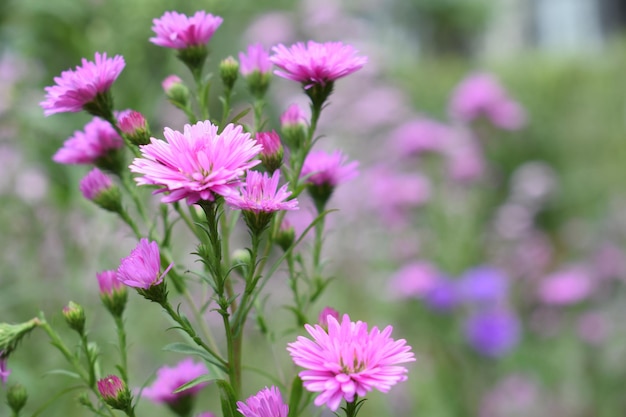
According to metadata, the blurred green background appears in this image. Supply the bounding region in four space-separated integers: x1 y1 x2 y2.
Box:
1 0 626 416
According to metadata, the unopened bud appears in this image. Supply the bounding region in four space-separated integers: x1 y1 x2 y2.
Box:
219 56 239 91
162 75 190 108
79 168 122 213
62 301 86 335
97 375 133 412
280 104 307 152
274 221 295 252
256 131 283 173
118 110 151 146
7 383 27 414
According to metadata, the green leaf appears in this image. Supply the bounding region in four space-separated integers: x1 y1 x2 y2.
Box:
173 373 219 393
228 107 251 125
43 369 81 379
162 343 227 373
216 379 239 417
287 376 303 417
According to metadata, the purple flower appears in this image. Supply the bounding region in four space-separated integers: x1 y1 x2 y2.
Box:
225 170 298 214
448 73 526 130
424 277 460 312
143 358 209 404
287 314 415 411
301 150 358 187
389 261 439 299
0 355 10 385
79 168 113 200
236 386 289 417
116 239 170 290
458 266 509 305
53 117 123 165
270 41 367 88
390 118 450 157
239 43 272 76
150 11 223 49
130 121 262 204
464 309 520 357
41 52 125 116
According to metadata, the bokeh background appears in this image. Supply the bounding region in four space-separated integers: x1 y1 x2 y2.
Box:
2 0 626 416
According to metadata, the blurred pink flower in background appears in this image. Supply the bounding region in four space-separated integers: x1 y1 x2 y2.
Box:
271 41 367 87
448 73 526 130
243 12 295 47
480 374 542 417
388 261 439 299
239 43 272 76
301 150 358 187
443 127 486 183
236 386 288 417
0 356 10 385
162 74 184 92
577 311 611 345
143 358 209 404
41 52 125 116
318 307 340 328
391 118 450 158
280 103 308 127
592 242 626 281
538 266 594 306
53 117 123 165
150 11 223 49
287 314 415 411
79 168 113 201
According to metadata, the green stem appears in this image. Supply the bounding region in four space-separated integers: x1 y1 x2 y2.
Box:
182 288 222 357
253 99 265 133
80 334 96 388
113 316 128 385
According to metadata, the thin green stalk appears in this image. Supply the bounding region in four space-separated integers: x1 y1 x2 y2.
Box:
113 316 128 385
219 307 239 397
182 288 222 357
80 334 96 388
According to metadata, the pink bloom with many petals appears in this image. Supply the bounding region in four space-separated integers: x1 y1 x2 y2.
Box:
288 314 415 411
280 103 308 127
130 121 262 204
301 150 358 187
96 270 124 295
225 170 297 214
117 239 170 290
53 117 123 165
41 52 125 116
255 131 282 157
239 43 272 76
143 358 209 404
236 386 289 417
79 168 113 200
270 41 367 88
97 375 126 400
150 11 223 49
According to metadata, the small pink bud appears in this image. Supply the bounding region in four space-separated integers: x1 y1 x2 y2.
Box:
97 375 132 411
318 307 340 329
162 75 183 92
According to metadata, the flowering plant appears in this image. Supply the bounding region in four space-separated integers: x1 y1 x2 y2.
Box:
0 9 413 417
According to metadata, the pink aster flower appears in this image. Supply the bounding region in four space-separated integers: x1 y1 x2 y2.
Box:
79 168 113 200
538 266 594 306
318 307 340 329
287 314 415 411
97 375 126 401
162 74 184 92
116 238 171 290
130 121 262 204
390 118 450 158
280 103 308 128
388 261 439 299
239 43 272 76
150 11 223 49
270 41 367 88
41 52 125 116
225 170 298 214
53 117 123 165
236 386 289 417
96 270 124 296
301 150 358 187
143 358 210 404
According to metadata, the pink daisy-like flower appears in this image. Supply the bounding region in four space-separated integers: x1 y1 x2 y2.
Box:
41 52 125 116
130 121 262 205
143 358 210 404
256 131 282 158
79 168 113 200
239 43 272 76
280 103 308 128
116 239 171 290
96 270 124 296
270 41 367 88
150 11 223 49
225 170 298 214
288 314 415 411
301 150 358 187
53 117 123 165
236 386 289 417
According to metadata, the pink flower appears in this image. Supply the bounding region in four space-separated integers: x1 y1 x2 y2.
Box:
97 375 126 401
96 270 124 295
239 43 272 76
117 110 147 135
389 261 439 299
143 358 209 404
538 266 594 305
150 11 223 49
280 104 308 127
0 355 10 385
318 307 340 329
236 386 288 417
130 121 262 204
79 168 113 200
41 52 125 116
225 170 297 214
390 118 449 157
448 73 526 130
301 150 358 187
256 131 282 157
53 117 123 165
270 41 367 88
287 314 415 411
116 239 171 290
162 75 183 92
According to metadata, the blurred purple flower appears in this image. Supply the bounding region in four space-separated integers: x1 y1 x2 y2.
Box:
538 266 593 306
480 374 541 417
301 150 358 187
318 307 340 329
143 358 209 404
442 128 485 183
464 309 521 357
280 103 308 128
239 43 272 76
458 266 509 305
41 52 125 116
389 261 439 299
448 73 526 130
150 11 223 49
391 118 449 157
425 277 460 312
53 117 123 165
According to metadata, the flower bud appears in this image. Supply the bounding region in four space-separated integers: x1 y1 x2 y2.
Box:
280 104 307 152
62 301 86 335
239 43 272 99
162 75 190 108
274 221 295 252
97 270 128 318
7 383 28 414
0 319 39 357
219 56 239 92
318 307 340 330
79 168 122 213
118 110 151 146
256 131 283 173
97 375 133 412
